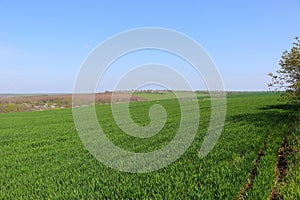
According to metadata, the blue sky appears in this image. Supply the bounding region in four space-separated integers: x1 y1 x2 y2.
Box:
0 0 300 93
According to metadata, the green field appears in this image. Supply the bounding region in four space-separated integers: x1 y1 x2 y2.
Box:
133 91 210 101
0 92 299 199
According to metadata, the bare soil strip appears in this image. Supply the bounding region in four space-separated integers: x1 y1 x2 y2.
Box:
269 136 289 200
237 139 268 200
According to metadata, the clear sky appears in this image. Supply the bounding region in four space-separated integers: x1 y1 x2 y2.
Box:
0 0 300 93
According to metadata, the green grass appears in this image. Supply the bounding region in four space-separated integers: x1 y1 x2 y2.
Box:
133 91 177 100
133 91 210 101
281 113 300 199
0 92 298 199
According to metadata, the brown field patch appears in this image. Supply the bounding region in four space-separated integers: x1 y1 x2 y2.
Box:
0 92 147 113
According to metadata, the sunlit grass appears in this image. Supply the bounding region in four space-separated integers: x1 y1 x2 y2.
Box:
0 92 297 199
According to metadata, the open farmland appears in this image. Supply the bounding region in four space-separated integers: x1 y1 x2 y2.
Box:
0 92 299 199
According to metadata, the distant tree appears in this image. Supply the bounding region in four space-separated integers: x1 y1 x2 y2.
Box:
268 37 300 102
